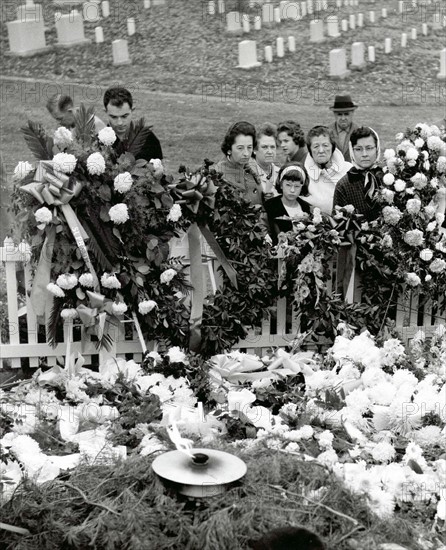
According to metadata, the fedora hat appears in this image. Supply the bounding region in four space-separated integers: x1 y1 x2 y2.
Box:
329 94 358 111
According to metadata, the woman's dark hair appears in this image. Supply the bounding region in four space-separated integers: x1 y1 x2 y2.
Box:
306 125 336 156
248 526 326 550
350 126 378 147
277 121 306 147
256 122 277 146
276 163 309 196
221 121 257 156
103 86 133 109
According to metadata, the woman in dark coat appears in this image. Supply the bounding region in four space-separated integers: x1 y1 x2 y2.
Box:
264 163 311 244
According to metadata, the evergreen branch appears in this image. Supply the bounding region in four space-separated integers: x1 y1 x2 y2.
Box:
125 118 151 157
73 104 96 146
47 298 65 348
21 121 53 160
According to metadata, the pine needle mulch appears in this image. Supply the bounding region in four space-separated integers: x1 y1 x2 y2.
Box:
0 446 423 550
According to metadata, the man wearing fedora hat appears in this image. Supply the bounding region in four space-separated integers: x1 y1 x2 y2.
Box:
328 94 359 162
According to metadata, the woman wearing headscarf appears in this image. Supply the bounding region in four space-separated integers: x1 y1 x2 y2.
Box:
333 126 383 221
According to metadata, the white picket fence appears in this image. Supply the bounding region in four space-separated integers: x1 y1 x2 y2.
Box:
1 236 445 370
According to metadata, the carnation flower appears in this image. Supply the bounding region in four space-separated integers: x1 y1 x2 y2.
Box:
101 273 121 289
150 158 163 171
382 206 402 225
138 300 158 314
424 205 436 219
167 204 182 222
46 283 65 297
109 204 129 224
410 172 427 189
317 430 334 449
13 161 34 180
427 135 443 152
436 156 446 174
381 189 394 203
406 272 421 287
53 127 73 149
397 139 413 153
56 273 78 289
160 268 177 285
425 274 432 282
405 198 421 215
414 137 425 148
52 152 77 174
381 235 393 248
371 441 396 463
167 346 187 363
384 149 396 160
312 208 322 224
415 123 432 139
435 239 446 253
395 133 404 141
412 426 442 447
79 273 95 287
429 258 446 273
34 206 52 225
403 229 424 247
113 172 133 193
381 338 406 366
405 147 419 161
60 308 78 320
394 179 406 192
426 221 437 232
420 249 434 261
382 173 395 186
317 449 338 467
98 127 117 146
430 177 439 188
112 302 128 315
86 152 106 176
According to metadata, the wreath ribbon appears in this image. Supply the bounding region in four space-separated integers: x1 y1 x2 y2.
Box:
76 291 115 341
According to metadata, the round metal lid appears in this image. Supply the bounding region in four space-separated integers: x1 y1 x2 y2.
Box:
152 448 247 486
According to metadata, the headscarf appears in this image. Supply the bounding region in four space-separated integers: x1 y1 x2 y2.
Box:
348 127 381 198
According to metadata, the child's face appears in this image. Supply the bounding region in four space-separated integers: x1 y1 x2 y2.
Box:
281 178 303 201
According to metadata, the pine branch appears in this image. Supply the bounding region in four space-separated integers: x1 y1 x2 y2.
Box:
21 121 54 160
73 104 96 146
125 118 151 157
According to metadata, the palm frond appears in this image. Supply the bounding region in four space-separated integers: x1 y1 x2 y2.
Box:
73 104 96 146
82 222 115 272
21 121 53 160
95 329 114 351
47 298 65 348
126 118 151 157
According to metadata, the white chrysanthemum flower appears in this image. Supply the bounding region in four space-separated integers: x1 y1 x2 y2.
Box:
411 426 443 447
86 152 106 176
369 381 396 405
56 273 78 290
381 189 394 204
109 203 129 224
384 148 396 160
113 172 133 193
382 206 402 225
167 346 187 363
100 273 121 289
53 127 73 148
415 123 432 139
429 258 446 273
424 205 436 219
414 137 425 148
46 283 65 297
393 179 406 192
420 249 434 261
406 198 421 215
98 126 117 146
406 147 419 161
317 448 338 467
317 430 334 449
34 206 52 225
53 152 77 174
436 156 446 174
397 139 413 153
167 204 182 222
368 488 395 518
298 425 314 439
112 302 128 315
382 173 395 185
60 308 78 320
410 172 427 189
13 161 34 180
78 273 95 287
371 441 396 463
426 221 437 232
345 389 371 414
160 268 177 285
150 158 163 171
404 229 424 247
312 208 322 224
381 235 393 248
427 135 443 152
406 272 421 287
138 300 158 314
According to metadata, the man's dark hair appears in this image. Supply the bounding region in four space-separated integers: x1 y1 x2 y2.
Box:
306 125 336 155
248 526 326 550
277 121 306 147
46 93 73 114
221 121 256 156
103 86 133 109
350 126 378 147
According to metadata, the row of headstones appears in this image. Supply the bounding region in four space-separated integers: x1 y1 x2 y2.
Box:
210 0 364 18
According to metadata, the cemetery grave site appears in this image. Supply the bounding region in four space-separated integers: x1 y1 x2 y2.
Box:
1 0 446 550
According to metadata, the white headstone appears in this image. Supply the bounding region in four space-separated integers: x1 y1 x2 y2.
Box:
327 16 340 37
17 3 44 23
262 3 273 23
368 45 375 62
341 18 348 32
369 11 375 23
329 48 350 78
242 15 250 33
152 0 165 5
357 13 363 27
112 39 130 65
336 0 341 6
280 1 289 19
384 37 391 53
350 41 365 69
301 2 307 17
265 45 273 62
381 8 387 18
237 39 261 68
343 0 348 6
310 19 325 42
101 0 109 17
401 32 407 47
218 0 225 13
349 13 355 29
307 0 313 15
227 12 242 32
288 35 296 52
432 14 442 30
274 7 281 23
410 27 417 39
56 12 90 46
277 36 284 57
83 2 101 22
95 25 103 42
127 17 135 35
6 20 50 55
208 1 215 15
422 23 428 35
285 2 300 20
437 48 446 79
398 0 404 13
143 0 151 8
254 16 261 30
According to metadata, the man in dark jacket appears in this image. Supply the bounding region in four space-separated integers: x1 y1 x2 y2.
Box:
328 94 359 162
103 86 163 162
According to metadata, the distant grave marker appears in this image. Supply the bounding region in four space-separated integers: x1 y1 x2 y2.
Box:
218 0 225 14
265 45 273 62
437 48 446 80
310 19 325 42
95 26 104 42
274 7 281 23
410 28 417 39
327 16 340 37
112 38 131 65
262 3 274 23
83 2 101 22
242 15 250 33
422 23 428 35
288 35 296 51
357 13 363 27
6 19 51 56
401 32 407 47
329 48 350 78
349 13 355 29
56 12 91 47
277 36 284 57
384 37 391 53
341 19 348 32
368 45 375 62
350 41 365 69
101 1 109 17
208 1 215 15
237 40 261 68
254 17 261 30
369 11 375 23
381 8 387 18
17 2 44 23
227 12 242 32
127 17 135 35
